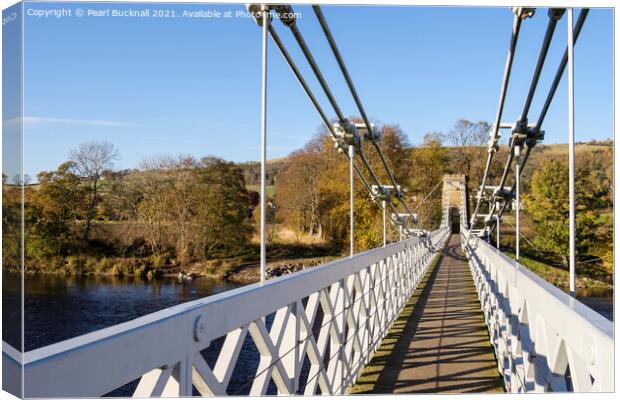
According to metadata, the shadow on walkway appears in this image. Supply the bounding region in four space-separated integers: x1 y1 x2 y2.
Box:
349 234 504 394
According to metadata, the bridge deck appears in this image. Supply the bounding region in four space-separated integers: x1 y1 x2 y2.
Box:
350 234 503 394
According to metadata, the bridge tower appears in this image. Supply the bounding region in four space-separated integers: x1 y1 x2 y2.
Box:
441 174 470 232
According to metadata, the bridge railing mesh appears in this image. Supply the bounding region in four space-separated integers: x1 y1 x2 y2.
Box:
461 230 614 392
11 227 450 397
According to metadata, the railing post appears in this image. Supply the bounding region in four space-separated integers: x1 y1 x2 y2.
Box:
349 145 355 257
259 4 269 284
514 144 521 264
567 7 576 297
496 203 501 252
382 200 387 247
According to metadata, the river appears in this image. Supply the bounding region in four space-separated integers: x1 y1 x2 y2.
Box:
3 273 242 352
2 273 613 351
1 272 613 395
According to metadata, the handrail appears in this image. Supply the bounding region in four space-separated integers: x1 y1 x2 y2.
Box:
12 227 450 397
461 230 613 392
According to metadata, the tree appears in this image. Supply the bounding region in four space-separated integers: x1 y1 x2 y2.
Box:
276 135 329 239
524 159 601 266
447 119 489 187
2 174 22 269
27 162 85 260
69 141 120 241
193 157 253 259
276 122 414 250
132 156 176 256
377 124 412 186
411 133 449 228
166 156 199 264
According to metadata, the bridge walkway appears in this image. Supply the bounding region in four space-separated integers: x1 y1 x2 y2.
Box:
350 234 504 394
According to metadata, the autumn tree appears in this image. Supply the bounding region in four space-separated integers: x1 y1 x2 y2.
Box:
69 141 119 241
26 162 85 260
410 132 449 228
166 156 199 264
447 119 489 187
377 124 413 186
276 135 332 239
193 157 253 259
524 159 601 266
276 121 413 251
2 174 22 269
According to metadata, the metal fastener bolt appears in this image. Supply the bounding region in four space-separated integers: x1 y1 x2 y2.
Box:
194 316 206 342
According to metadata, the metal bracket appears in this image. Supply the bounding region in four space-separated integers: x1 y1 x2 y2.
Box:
332 120 361 153
495 188 514 201
525 126 545 147
371 184 390 202
246 4 272 27
513 7 536 19
508 120 544 149
509 120 529 148
355 122 380 142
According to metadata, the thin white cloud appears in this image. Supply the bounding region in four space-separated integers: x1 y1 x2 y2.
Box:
4 116 136 128
152 118 234 127
139 135 204 145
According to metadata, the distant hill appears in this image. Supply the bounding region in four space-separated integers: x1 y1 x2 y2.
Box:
237 140 613 190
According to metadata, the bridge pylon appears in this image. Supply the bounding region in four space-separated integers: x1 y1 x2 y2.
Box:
441 174 470 232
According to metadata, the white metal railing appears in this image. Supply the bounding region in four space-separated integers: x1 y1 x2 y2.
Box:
8 227 449 397
461 231 614 392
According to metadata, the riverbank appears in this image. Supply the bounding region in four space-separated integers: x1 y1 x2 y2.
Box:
504 250 613 294
16 242 341 282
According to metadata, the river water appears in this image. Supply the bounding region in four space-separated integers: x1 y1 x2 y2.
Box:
1 272 613 395
2 273 613 351
3 273 242 352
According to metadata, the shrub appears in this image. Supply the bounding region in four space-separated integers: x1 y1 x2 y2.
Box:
151 254 166 269
85 258 98 273
95 257 114 274
134 265 148 278
64 256 84 275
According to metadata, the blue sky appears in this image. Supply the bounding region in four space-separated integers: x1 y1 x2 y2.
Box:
16 2 614 179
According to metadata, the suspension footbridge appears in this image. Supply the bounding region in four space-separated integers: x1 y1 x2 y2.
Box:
2 4 614 397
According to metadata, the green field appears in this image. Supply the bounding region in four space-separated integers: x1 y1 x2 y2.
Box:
246 184 276 198
503 250 612 292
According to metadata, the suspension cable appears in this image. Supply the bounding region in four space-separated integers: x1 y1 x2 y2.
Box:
487 9 590 237
519 9 565 122
535 8 590 130
267 23 410 233
267 7 420 235
469 13 523 229
311 5 423 232
493 9 564 200
288 24 347 124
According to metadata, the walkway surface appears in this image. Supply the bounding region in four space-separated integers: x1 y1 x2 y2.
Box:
350 234 504 394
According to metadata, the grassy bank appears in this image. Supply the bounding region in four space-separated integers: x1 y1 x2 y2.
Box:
503 250 612 292
20 241 341 282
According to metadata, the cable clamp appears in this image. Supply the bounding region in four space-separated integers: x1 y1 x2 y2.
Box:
512 7 536 20
355 122 380 143
333 120 361 153
371 185 391 202
246 4 272 27
509 119 528 148
525 126 545 147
